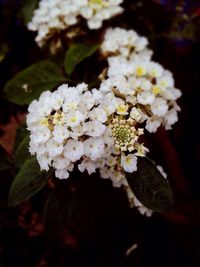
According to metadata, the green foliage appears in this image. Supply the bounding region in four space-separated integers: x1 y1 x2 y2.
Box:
0 145 13 172
4 60 65 105
64 43 99 76
14 123 29 152
14 135 31 168
8 157 51 206
127 157 174 213
18 0 39 25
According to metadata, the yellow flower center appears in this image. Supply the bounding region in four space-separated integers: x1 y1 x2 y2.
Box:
152 85 161 95
89 0 108 8
110 117 137 152
40 110 64 131
136 66 146 77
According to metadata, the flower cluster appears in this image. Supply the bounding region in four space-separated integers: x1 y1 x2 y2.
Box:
27 82 146 182
28 0 124 46
100 27 182 133
101 27 149 57
27 27 180 216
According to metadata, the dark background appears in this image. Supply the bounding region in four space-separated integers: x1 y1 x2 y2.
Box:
0 0 200 266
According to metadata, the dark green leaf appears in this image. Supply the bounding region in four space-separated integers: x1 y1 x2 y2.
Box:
15 135 31 168
64 43 99 76
0 145 13 172
43 181 76 234
14 123 29 152
4 60 65 105
18 0 39 25
8 157 50 206
126 157 174 213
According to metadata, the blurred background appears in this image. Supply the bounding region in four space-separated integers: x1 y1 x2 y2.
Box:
0 0 200 266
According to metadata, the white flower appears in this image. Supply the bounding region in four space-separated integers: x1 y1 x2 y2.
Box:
52 125 69 143
84 137 105 160
91 88 104 103
55 169 70 179
133 196 153 217
137 91 155 105
31 126 51 144
161 88 182 101
29 140 47 156
100 167 112 179
164 108 178 129
64 110 85 127
46 139 64 157
115 98 129 115
69 125 85 139
80 91 95 111
139 78 152 91
37 153 51 171
84 120 106 137
101 27 148 57
88 107 107 123
145 116 162 133
150 97 168 117
53 156 71 170
64 139 84 162
157 72 174 89
110 170 126 187
78 159 97 174
62 88 80 112
121 154 137 173
130 107 144 122
147 62 163 78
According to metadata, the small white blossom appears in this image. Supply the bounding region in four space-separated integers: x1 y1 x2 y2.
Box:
55 169 70 179
78 159 97 174
150 97 168 117
46 139 64 157
145 116 162 133
84 120 106 137
121 154 137 173
137 91 155 105
30 126 51 144
52 125 69 144
88 107 107 123
64 110 85 127
37 153 52 171
64 139 84 162
84 137 105 160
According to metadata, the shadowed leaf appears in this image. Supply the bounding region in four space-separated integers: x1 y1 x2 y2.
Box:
64 43 99 76
126 157 174 213
9 157 51 206
4 60 64 105
15 134 31 168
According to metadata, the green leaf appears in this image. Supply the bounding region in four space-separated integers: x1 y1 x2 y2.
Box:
8 157 50 206
18 0 39 25
15 135 31 168
64 43 99 76
43 181 76 234
126 157 174 213
4 60 65 105
14 123 29 152
0 145 13 172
